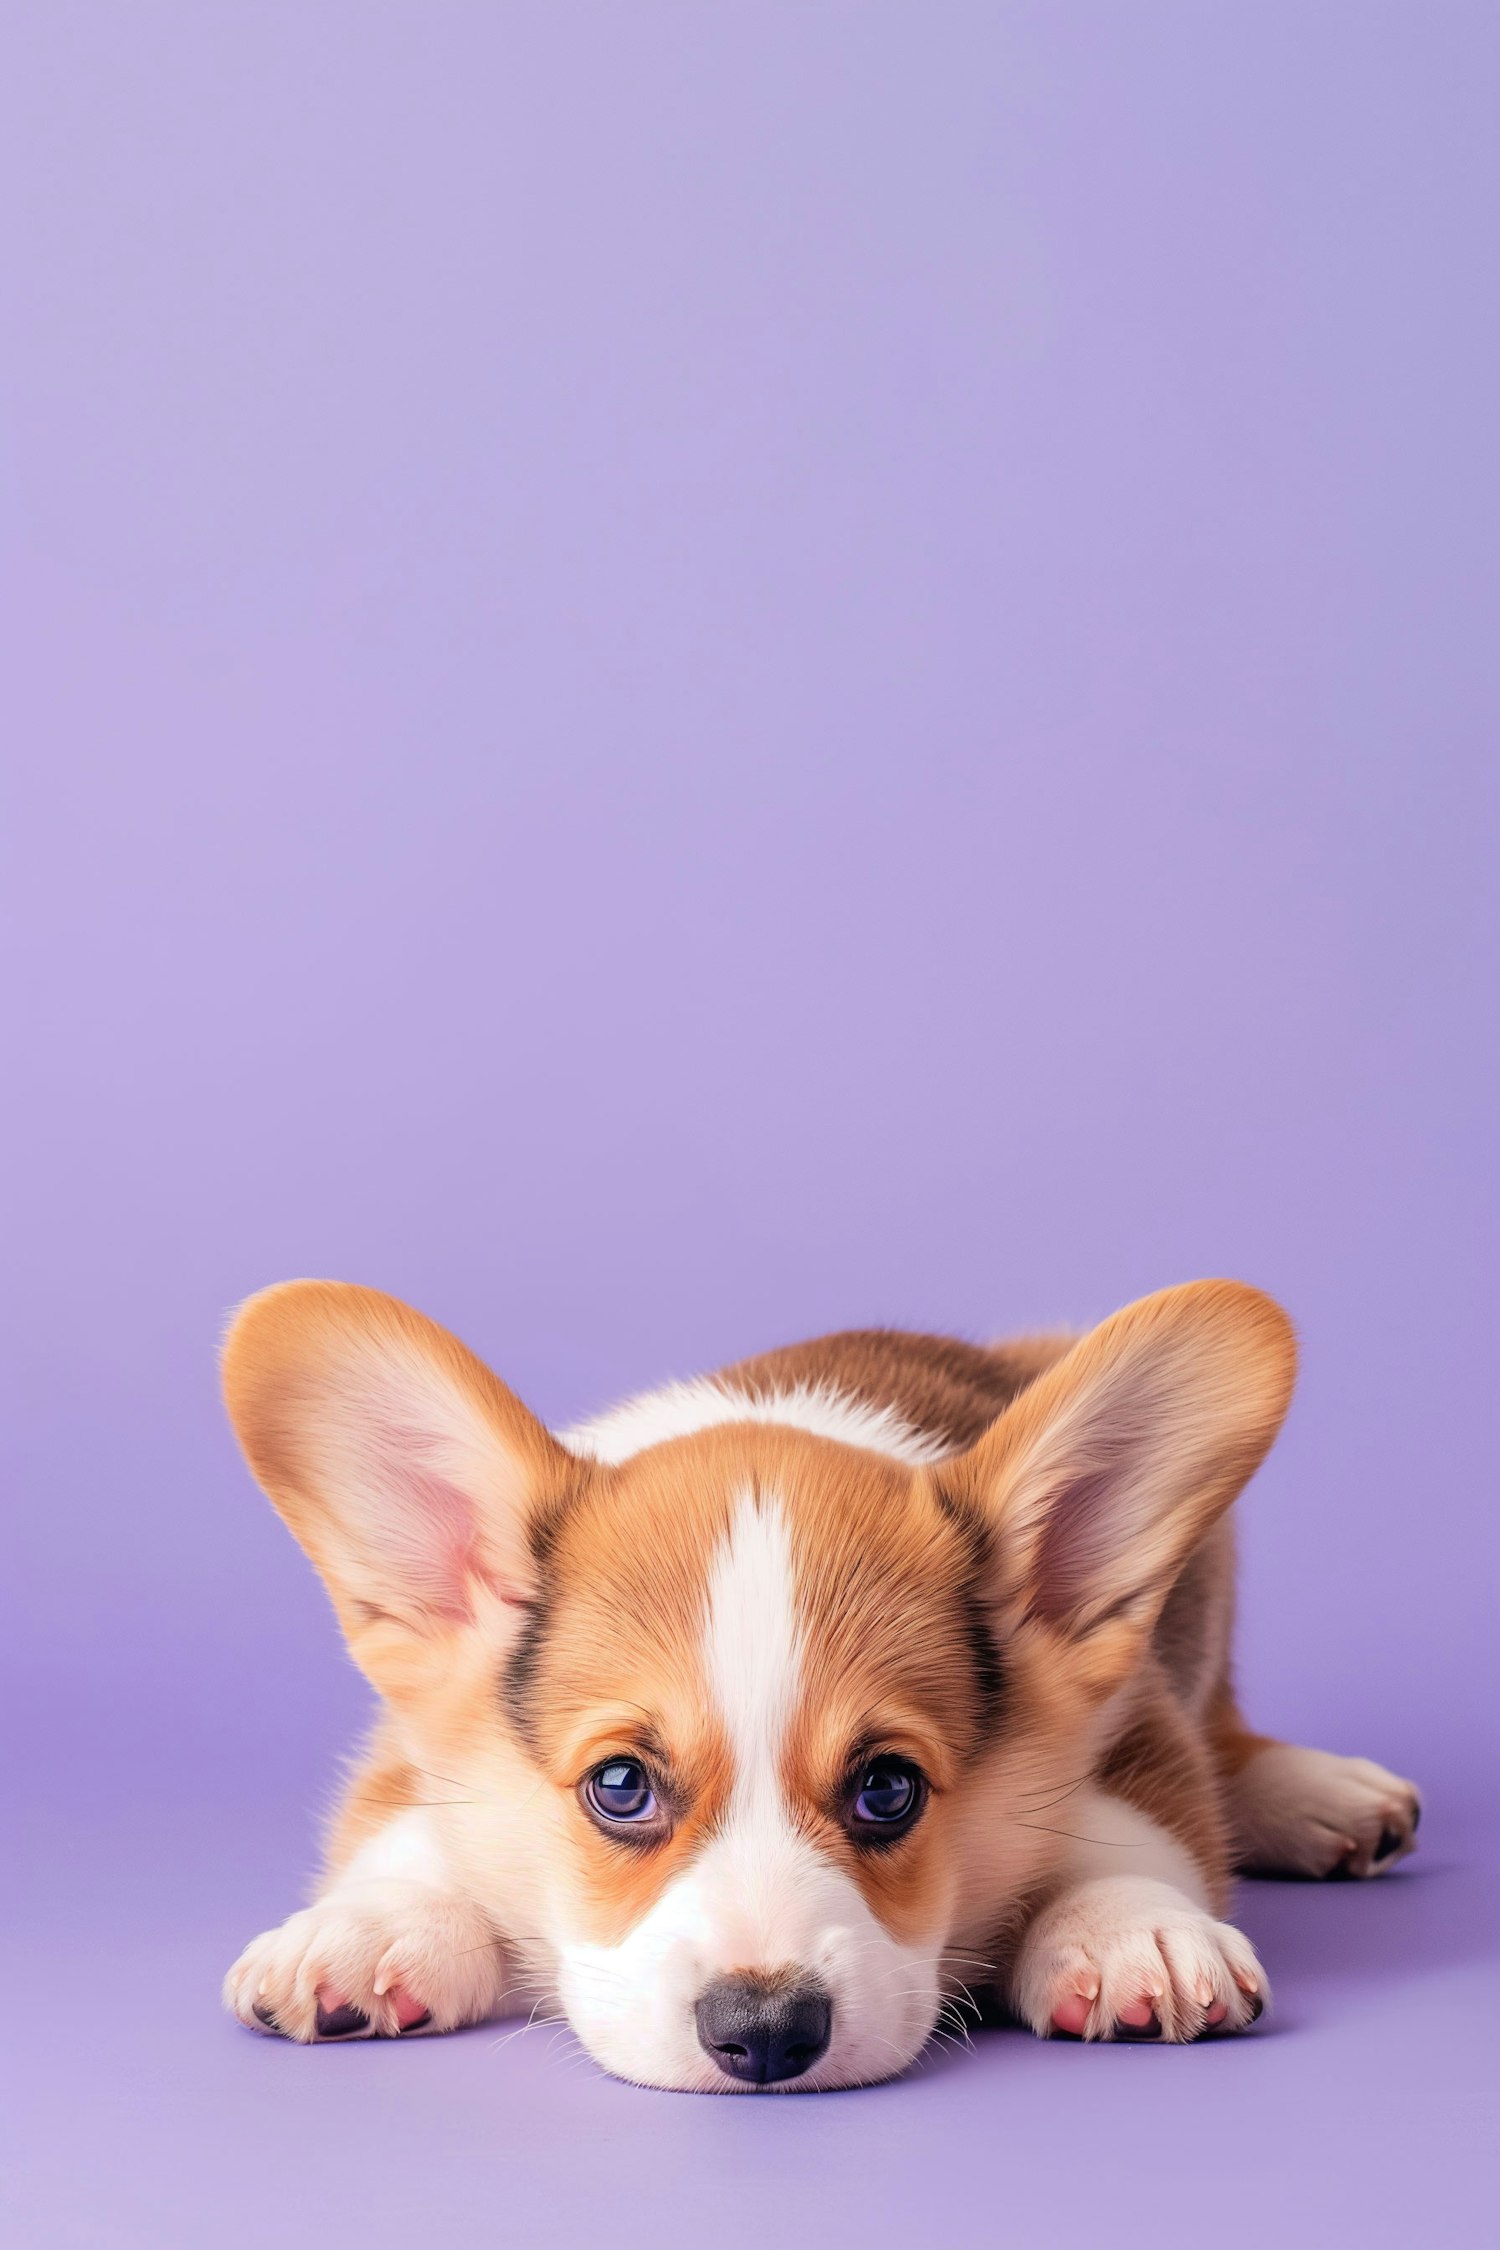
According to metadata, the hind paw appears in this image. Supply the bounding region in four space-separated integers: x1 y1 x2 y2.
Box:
1232 1745 1421 1880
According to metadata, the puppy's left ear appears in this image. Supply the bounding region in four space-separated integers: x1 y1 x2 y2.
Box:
944 1282 1295 1694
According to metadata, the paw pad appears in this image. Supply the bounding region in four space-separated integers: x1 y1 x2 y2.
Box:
314 1999 369 2039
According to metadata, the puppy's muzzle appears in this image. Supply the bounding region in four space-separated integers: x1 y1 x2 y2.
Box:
694 1973 833 2087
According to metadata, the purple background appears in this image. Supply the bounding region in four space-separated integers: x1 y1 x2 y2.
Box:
5 5 1497 2244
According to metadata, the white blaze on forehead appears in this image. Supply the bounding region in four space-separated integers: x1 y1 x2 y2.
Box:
704 1491 803 1798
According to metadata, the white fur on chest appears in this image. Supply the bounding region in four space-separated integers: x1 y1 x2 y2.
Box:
1062 1790 1210 1909
558 1376 953 1467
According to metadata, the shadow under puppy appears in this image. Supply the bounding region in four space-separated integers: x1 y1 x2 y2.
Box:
222 1279 1420 2089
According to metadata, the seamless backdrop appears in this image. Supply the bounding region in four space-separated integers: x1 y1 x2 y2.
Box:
4 6 1497 2247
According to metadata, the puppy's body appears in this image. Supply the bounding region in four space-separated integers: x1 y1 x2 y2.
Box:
223 1288 1420 2087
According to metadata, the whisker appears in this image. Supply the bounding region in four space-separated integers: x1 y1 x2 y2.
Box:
409 1765 476 1794
1012 1821 1125 1846
1015 1772 1093 1812
942 1982 983 2025
488 1997 568 2054
933 1999 976 2049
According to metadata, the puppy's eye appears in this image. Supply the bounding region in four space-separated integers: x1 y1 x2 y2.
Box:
851 1757 924 1832
585 1759 658 1825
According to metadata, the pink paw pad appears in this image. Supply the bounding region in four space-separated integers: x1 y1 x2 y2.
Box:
1050 1992 1093 2037
387 1984 432 2032
313 1982 430 2037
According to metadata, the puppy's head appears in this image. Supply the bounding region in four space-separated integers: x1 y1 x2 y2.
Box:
223 1280 1293 2090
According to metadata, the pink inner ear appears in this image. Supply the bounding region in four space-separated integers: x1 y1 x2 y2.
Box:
360 1421 485 1621
1022 1375 1169 1631
1029 1467 1120 1627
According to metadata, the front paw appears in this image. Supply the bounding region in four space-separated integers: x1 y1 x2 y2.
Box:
223 1885 504 2043
1014 1878 1266 2043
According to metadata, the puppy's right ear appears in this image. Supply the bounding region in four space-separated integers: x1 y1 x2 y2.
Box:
222 1283 578 1685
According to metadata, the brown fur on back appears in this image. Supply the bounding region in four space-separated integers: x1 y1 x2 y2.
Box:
723 1326 1076 1453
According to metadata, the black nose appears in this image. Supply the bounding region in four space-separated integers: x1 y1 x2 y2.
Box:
695 1974 833 2087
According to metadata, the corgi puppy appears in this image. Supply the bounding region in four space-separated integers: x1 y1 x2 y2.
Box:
222 1279 1420 2089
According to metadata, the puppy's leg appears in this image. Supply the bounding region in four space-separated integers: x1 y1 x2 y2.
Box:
1011 1788 1267 2043
1211 1700 1422 1879
224 1781 511 2042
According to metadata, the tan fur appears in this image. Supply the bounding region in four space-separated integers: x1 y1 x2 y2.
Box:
500 1425 1001 1951
220 1279 1421 2079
